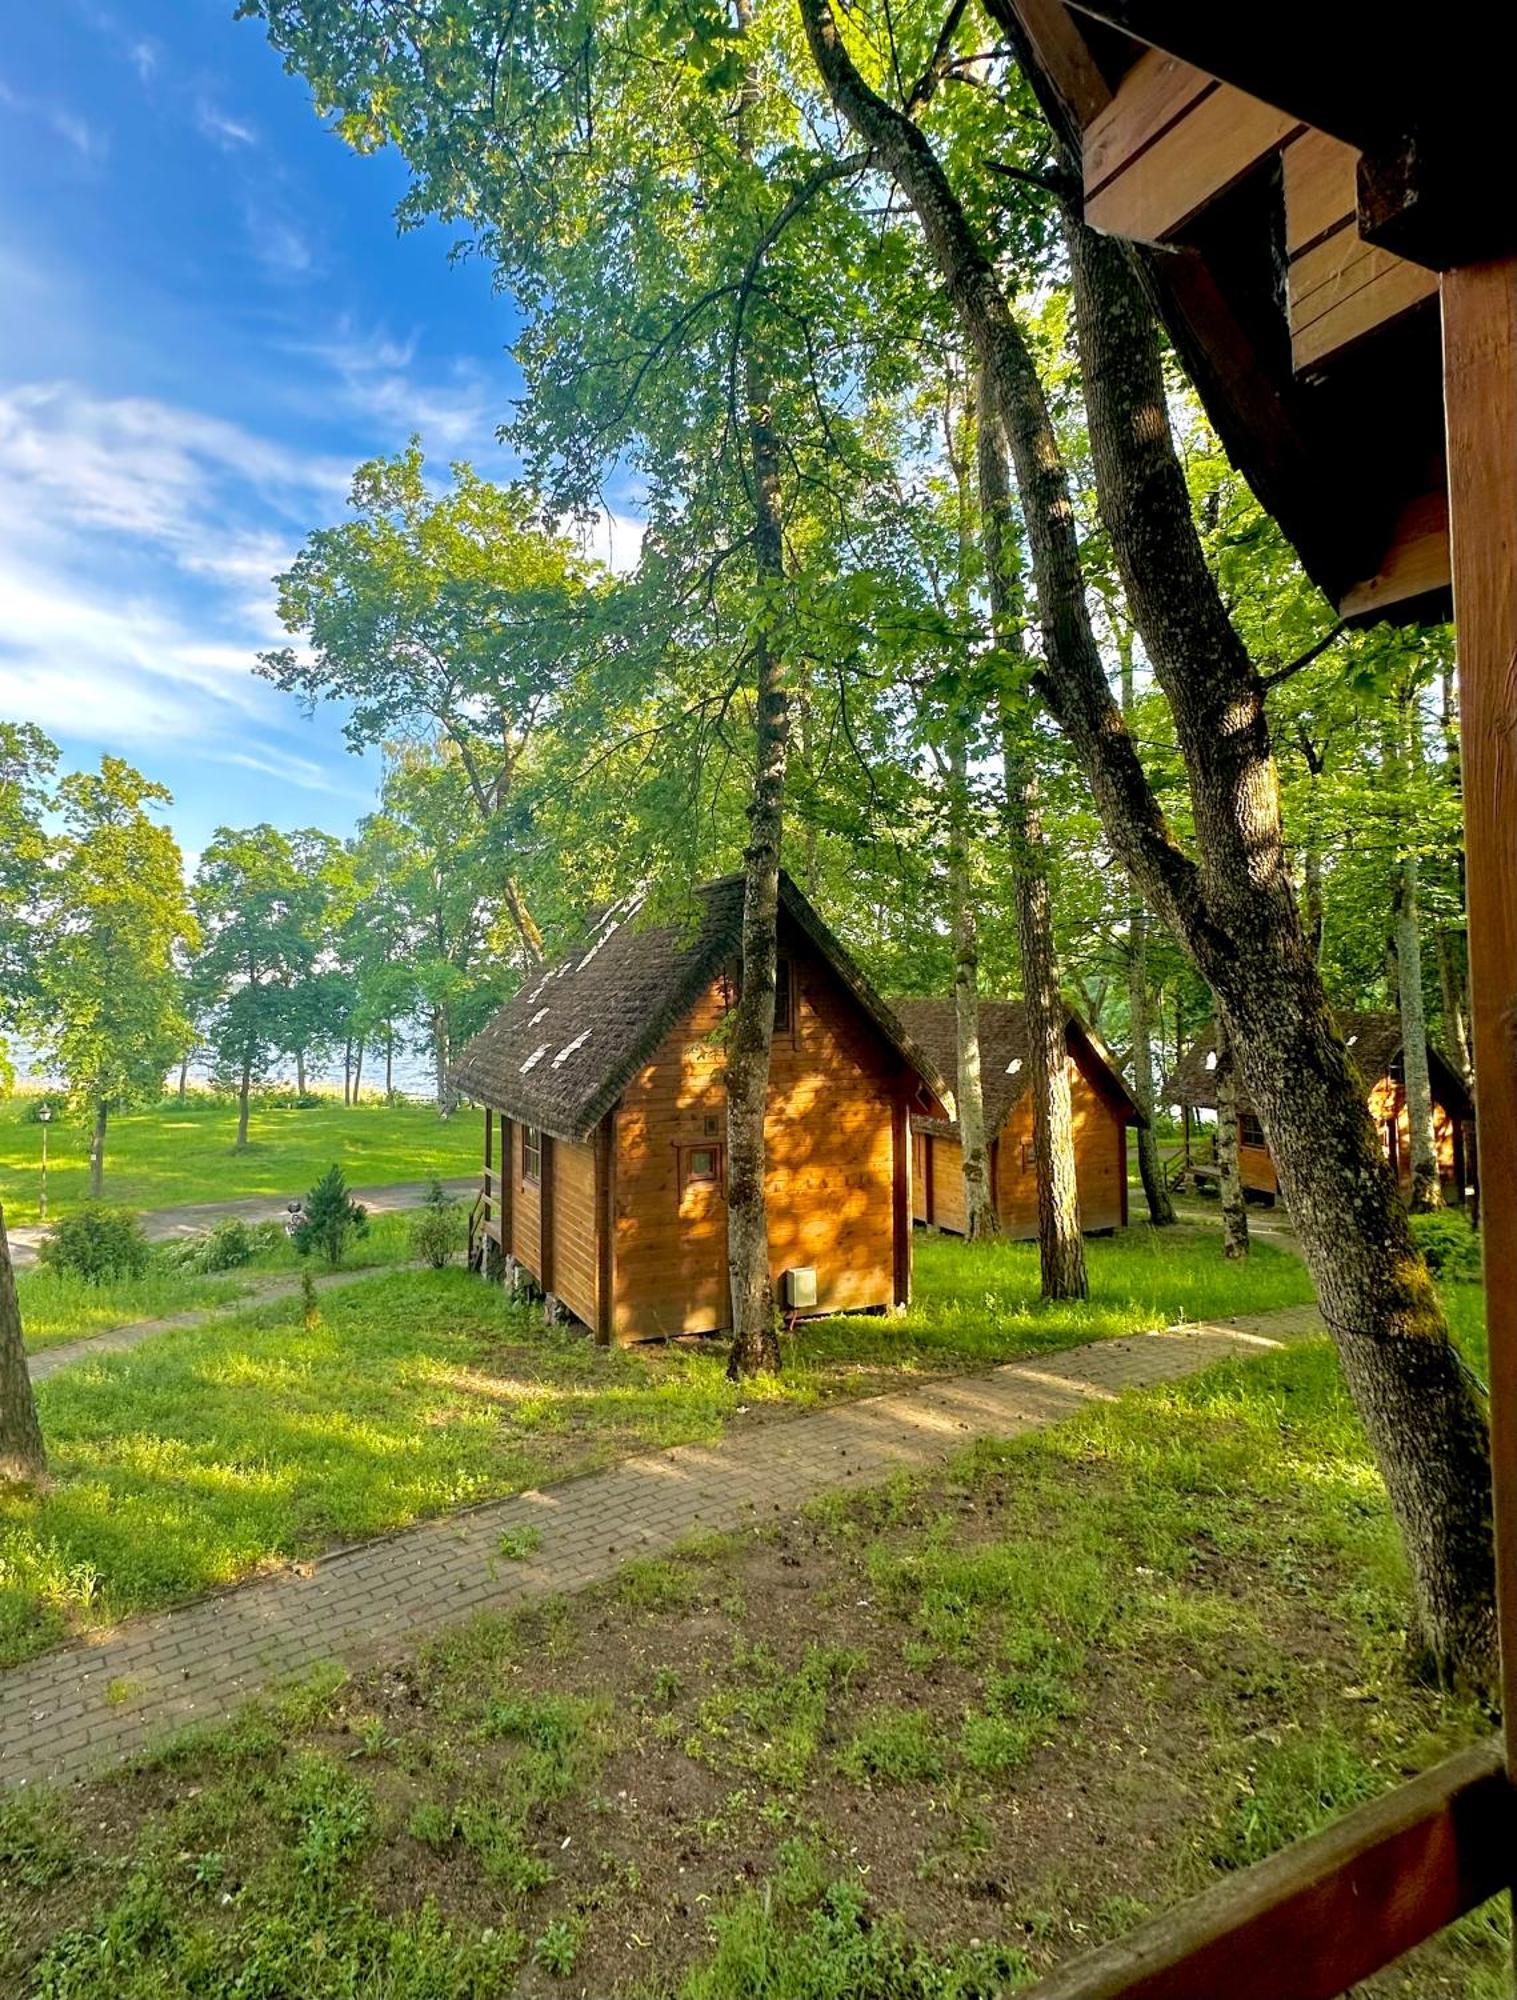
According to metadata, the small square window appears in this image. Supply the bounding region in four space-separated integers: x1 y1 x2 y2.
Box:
1020 1140 1035 1172
1239 1113 1266 1151
704 1113 721 1138
522 1127 542 1184
774 958 793 1035
689 1146 719 1183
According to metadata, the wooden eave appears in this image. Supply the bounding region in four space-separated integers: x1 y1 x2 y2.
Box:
1002 0 1455 624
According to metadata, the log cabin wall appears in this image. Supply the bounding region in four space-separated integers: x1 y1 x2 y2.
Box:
993 1066 1127 1236
506 1117 542 1276
611 925 899 1340
549 1134 600 1329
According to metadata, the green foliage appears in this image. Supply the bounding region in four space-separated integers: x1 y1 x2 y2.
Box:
1409 1210 1482 1282
835 1708 946 1786
410 1178 461 1268
292 1164 370 1267
27 759 196 1181
169 1217 256 1274
38 1206 149 1284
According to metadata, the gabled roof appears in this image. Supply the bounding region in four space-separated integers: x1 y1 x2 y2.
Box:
451 872 949 1143
892 997 1145 1140
1165 1012 1474 1119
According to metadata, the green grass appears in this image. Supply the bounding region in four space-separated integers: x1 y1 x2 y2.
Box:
0 1309 1504 1998
15 1211 422 1353
0 1091 478 1224
0 1228 1312 1666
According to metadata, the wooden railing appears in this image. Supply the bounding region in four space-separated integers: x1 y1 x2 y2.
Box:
1020 1739 1514 1999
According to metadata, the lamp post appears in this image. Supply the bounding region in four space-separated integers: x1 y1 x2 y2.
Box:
38 1102 52 1222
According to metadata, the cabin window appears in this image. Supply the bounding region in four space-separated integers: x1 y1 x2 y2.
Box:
1239 1112 1266 1151
1019 1140 1035 1172
522 1126 542 1184
679 1143 724 1196
774 957 793 1034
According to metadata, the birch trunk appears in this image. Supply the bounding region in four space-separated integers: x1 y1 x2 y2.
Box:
724 354 787 1380
236 1053 252 1150
88 1098 107 1199
948 729 996 1238
1437 930 1473 1084
1128 900 1175 1224
1213 1022 1249 1258
1394 852 1442 1210
0 1207 46 1488
796 0 1494 1683
976 367 1085 1297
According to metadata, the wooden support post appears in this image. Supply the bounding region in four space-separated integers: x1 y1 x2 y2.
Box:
891 1084 912 1307
1442 254 1517 1774
538 1132 556 1302
595 1114 615 1346
924 1133 936 1227
500 1117 514 1264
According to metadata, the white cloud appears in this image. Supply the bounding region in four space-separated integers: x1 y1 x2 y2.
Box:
297 322 502 453
246 208 316 280
0 76 106 161
196 99 258 150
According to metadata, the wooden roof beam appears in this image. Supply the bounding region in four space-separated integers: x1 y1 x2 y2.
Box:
1083 48 1299 243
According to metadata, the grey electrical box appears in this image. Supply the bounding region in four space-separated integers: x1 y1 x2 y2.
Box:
784 1267 818 1310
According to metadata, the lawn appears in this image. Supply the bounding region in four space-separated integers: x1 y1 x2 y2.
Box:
0 1228 1316 1665
15 1211 428 1354
0 1092 479 1224
0 1315 1504 1997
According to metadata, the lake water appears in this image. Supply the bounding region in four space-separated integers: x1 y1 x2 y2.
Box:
5 1035 439 1103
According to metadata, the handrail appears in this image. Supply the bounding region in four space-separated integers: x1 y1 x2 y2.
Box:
1019 1740 1513 2000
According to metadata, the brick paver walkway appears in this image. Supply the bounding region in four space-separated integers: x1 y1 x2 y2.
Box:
0 1303 1322 1792
28 1264 418 1384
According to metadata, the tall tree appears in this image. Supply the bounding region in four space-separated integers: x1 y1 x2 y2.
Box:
977 371 1086 1298
1213 1021 1250 1260
798 4 1494 1681
262 448 599 968
1384 690 1442 1211
193 826 324 1148
31 759 196 1196
0 1211 45 1489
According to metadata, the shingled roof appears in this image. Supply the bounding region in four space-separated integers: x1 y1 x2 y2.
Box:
451 872 949 1143
892 998 1144 1140
1165 1012 1474 1118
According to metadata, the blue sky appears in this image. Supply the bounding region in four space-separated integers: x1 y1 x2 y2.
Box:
0 0 574 857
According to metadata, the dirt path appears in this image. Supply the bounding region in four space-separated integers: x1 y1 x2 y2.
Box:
6 1177 477 1269
0 1301 1323 1792
26 1263 415 1383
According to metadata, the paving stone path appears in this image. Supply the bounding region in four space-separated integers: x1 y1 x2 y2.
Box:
6 1177 477 1269
26 1264 416 1384
0 1302 1323 1792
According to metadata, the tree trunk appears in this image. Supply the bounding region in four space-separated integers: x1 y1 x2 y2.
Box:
976 368 1085 1296
88 1098 107 1199
433 1008 452 1113
725 352 787 1382
1213 1021 1249 1259
1128 901 1176 1224
352 1039 365 1101
236 1053 252 1150
795 6 1493 1683
386 1027 395 1098
296 1049 307 1096
0 1207 46 1488
503 877 544 968
177 1052 190 1103
1437 928 1473 1084
1063 214 1492 1682
1393 850 1442 1210
343 1035 353 1108
947 729 996 1238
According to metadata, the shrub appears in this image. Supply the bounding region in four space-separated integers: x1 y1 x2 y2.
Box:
38 1206 150 1283
20 1096 59 1125
1410 1210 1482 1281
410 1180 461 1269
170 1217 256 1274
292 1165 369 1267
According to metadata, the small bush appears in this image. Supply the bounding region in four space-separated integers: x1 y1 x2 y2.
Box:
1410 1210 1482 1281
38 1206 150 1283
292 1165 369 1267
170 1217 256 1274
20 1096 60 1126
410 1179 461 1269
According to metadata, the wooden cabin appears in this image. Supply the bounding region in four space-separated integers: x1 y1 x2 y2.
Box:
451 873 947 1343
993 6 1516 1994
893 999 1143 1236
1167 1014 1475 1204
